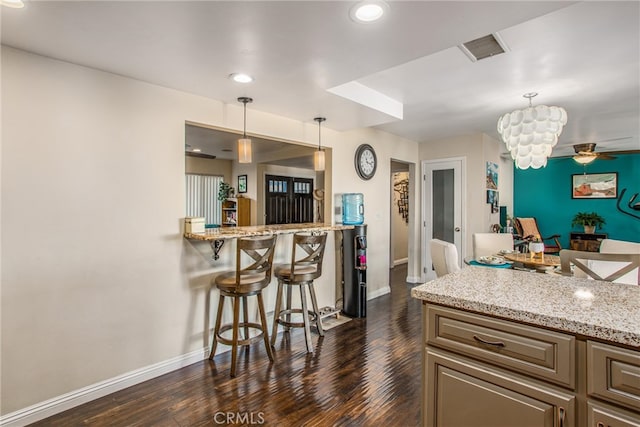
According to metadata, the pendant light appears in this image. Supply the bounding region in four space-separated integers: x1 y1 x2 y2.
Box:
237 97 253 163
313 117 326 171
497 92 567 169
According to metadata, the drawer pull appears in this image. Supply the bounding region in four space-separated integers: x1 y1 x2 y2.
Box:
559 407 565 427
473 335 505 348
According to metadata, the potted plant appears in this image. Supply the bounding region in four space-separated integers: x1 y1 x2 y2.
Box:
217 182 235 201
571 212 605 234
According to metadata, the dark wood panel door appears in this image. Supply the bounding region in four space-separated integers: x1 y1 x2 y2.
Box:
265 175 313 224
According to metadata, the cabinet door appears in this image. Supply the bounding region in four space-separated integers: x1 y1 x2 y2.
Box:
425 347 575 427
588 401 640 427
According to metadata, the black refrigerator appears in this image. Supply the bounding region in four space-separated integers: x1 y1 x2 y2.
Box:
342 224 367 318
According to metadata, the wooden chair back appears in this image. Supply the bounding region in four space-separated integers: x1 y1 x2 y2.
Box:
287 232 328 283
559 249 640 285
234 235 278 290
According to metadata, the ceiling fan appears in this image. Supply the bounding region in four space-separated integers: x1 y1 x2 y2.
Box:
571 143 616 164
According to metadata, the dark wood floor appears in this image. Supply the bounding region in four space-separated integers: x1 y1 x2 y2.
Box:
33 265 422 426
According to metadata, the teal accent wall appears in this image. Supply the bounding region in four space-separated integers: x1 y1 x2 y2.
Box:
514 153 640 247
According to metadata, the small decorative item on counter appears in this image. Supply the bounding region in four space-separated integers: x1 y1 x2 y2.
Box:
185 217 205 234
529 235 545 260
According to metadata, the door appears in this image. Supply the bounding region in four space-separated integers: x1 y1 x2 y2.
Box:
422 158 465 280
265 175 314 224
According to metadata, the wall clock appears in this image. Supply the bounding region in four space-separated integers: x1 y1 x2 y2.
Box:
354 144 377 180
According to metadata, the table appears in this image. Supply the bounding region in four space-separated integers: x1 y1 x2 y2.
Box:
502 252 560 272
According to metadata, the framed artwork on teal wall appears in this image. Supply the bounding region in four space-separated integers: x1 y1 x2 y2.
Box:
572 173 617 199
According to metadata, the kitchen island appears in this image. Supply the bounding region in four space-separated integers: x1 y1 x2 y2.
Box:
411 267 640 427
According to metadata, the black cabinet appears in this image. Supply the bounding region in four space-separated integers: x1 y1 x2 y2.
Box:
570 232 607 252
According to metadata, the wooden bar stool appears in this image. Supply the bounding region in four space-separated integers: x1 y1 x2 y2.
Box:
271 232 327 353
209 235 277 377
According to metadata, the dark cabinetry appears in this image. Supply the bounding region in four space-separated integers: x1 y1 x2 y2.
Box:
570 232 607 252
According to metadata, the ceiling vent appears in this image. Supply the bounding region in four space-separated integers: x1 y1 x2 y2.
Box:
458 32 509 62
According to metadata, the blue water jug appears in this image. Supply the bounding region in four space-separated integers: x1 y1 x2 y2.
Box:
342 193 364 225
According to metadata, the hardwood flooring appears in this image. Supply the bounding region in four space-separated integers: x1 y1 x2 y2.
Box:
32 265 422 426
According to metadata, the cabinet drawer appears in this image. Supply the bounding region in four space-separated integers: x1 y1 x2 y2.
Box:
588 341 640 411
426 305 575 388
587 400 640 427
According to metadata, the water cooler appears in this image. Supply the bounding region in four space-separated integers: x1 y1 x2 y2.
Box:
341 193 367 318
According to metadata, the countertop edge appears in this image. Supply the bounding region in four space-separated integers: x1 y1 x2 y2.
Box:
411 271 640 348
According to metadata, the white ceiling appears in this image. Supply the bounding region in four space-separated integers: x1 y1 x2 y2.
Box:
2 1 639 157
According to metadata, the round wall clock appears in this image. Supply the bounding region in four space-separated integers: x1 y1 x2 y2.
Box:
355 144 377 180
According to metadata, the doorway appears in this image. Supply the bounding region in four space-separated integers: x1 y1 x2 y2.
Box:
390 161 410 268
422 157 466 281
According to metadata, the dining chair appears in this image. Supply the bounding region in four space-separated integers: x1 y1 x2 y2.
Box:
559 249 640 285
514 217 561 254
430 239 461 278
472 233 514 259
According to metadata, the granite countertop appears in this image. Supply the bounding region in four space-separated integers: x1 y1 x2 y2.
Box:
411 267 640 347
184 222 354 241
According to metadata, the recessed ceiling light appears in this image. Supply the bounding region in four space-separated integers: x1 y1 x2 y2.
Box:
1 0 25 8
229 73 254 83
192 148 202 152
350 1 388 23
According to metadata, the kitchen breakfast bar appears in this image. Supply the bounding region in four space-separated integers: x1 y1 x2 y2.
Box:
411 267 640 427
183 222 357 363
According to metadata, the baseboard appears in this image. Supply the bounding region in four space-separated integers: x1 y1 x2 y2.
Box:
393 258 408 266
367 285 390 300
0 347 209 427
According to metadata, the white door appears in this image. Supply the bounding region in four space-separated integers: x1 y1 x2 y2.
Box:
422 158 466 281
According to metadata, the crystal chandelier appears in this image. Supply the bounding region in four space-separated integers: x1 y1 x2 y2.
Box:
497 93 567 169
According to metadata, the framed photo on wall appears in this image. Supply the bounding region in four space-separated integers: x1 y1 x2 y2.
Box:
238 175 247 193
572 172 617 199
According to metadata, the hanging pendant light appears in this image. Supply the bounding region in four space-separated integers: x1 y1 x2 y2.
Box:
237 97 253 163
497 92 567 169
313 117 326 171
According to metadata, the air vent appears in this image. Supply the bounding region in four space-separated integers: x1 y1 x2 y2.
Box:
458 32 509 62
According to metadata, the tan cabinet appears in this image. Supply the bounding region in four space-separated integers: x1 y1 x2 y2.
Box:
422 304 640 427
425 347 575 427
587 401 640 427
221 197 250 227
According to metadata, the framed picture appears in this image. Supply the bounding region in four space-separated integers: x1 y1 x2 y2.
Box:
572 172 617 199
486 162 498 190
238 175 247 193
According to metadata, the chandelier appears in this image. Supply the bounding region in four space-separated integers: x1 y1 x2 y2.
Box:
497 93 567 169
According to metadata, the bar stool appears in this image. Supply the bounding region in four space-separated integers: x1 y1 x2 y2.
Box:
271 232 327 353
209 235 277 377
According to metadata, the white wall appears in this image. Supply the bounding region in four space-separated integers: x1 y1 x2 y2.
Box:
0 47 420 416
420 133 508 258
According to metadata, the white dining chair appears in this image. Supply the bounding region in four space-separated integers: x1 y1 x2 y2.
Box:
430 239 461 278
472 233 514 259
